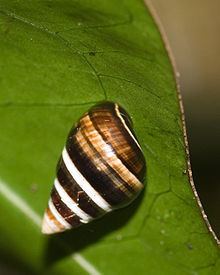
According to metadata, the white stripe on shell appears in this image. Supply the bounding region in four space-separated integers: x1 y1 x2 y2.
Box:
48 198 72 229
54 178 92 223
42 211 61 233
62 147 112 212
114 103 142 150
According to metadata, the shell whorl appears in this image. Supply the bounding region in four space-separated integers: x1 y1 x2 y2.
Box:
42 102 146 234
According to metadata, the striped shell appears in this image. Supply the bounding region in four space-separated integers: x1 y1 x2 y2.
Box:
42 101 146 234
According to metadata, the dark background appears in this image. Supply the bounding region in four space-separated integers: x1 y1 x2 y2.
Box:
152 0 220 236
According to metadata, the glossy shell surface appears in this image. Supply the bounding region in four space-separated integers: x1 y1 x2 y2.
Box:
42 101 146 234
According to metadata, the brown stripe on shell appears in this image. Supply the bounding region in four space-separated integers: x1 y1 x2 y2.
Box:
66 128 130 207
88 103 146 181
114 103 146 181
57 158 104 218
76 127 134 196
79 115 142 193
51 187 82 228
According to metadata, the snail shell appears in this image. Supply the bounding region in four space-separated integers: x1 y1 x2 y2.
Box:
42 102 146 234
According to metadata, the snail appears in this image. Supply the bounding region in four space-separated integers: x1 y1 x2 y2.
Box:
42 101 146 234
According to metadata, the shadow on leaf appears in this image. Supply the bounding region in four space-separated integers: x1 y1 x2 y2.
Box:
43 188 145 266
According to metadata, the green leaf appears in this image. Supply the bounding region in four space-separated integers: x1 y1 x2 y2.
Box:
0 0 219 274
